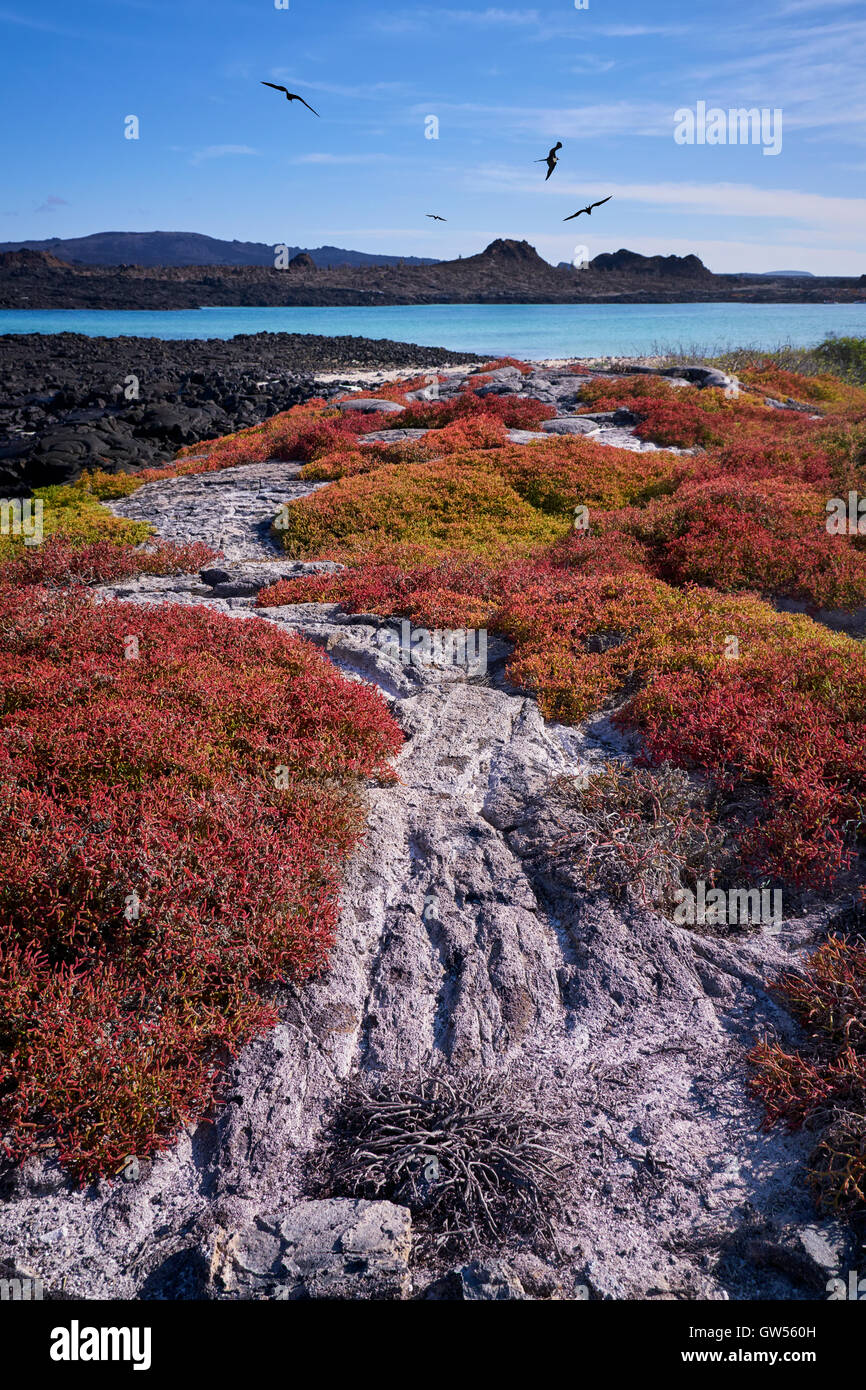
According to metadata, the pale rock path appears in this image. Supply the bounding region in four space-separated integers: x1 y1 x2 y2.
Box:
105 458 322 561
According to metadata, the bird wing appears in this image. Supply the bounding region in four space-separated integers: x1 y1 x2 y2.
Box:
589 196 612 210
261 82 287 93
563 211 580 221
545 162 555 180
293 95 321 116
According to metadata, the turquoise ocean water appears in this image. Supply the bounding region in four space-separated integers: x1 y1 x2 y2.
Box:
2 301 865 360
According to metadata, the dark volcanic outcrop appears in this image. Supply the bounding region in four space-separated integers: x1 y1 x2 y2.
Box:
0 332 481 491
591 248 713 279
1 240 862 309
1 248 71 272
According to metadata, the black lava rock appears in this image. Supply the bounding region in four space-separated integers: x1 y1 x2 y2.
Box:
0 331 480 490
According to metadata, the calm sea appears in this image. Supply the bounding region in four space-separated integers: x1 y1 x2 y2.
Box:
1 302 865 360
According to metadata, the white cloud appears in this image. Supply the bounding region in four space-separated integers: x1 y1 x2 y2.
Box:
774 0 860 12
476 167 866 236
373 7 542 33
409 100 672 139
189 145 260 165
529 232 862 275
266 73 413 101
323 227 435 240
681 17 866 140
0 7 84 37
596 25 689 37
291 152 393 165
34 195 69 214
569 56 616 75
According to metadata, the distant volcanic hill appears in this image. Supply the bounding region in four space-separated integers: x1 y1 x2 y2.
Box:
590 248 713 279
0 230 439 269
0 248 72 271
460 238 550 268
0 239 863 309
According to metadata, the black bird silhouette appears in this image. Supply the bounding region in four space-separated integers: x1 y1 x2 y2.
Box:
260 82 320 116
426 214 447 221
535 141 562 180
564 195 612 220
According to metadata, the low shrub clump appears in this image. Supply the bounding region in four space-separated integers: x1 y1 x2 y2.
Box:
751 932 866 1209
272 459 565 560
302 434 688 518
735 359 866 416
813 337 866 387
0 482 154 566
576 373 830 450
0 588 402 1179
319 1071 570 1256
660 338 866 401
395 391 555 433
172 399 389 471
0 535 217 588
472 356 534 376
477 437 687 516
545 761 727 910
603 476 866 609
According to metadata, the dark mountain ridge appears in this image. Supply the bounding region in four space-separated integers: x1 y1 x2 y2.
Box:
0 230 439 269
0 239 862 309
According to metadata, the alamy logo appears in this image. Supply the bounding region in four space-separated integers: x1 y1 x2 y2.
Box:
377 619 487 676
827 1271 866 1300
50 1321 152 1371
674 102 782 156
0 498 43 545
0 1277 43 1300
673 882 782 929
826 492 866 535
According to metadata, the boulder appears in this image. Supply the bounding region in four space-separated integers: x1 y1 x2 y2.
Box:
207 1199 413 1300
360 428 430 444
506 429 549 444
577 408 639 427
421 1259 527 1300
337 398 406 415
658 364 738 392
541 417 601 435
199 559 344 597
475 381 522 397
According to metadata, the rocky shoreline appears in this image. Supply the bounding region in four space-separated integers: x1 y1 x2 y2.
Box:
0 332 482 492
2 241 864 310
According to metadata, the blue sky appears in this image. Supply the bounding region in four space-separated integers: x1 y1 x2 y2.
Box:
1 0 864 273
